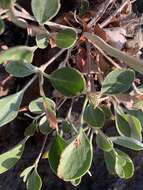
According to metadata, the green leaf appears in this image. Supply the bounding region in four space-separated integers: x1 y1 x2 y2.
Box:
60 121 72 133
29 97 55 114
101 69 135 95
83 32 143 75
0 19 5 35
36 33 49 49
104 149 134 179
56 28 77 49
31 0 61 24
0 138 27 174
48 135 67 173
96 132 113 152
0 46 35 64
5 61 38 77
110 136 143 150
0 90 24 127
115 113 131 137
104 150 116 174
39 116 52 135
83 105 105 128
115 149 134 179
115 113 142 141
24 123 37 137
26 168 42 190
57 128 93 181
100 105 112 120
20 166 34 183
49 67 86 97
126 109 143 126
0 0 11 8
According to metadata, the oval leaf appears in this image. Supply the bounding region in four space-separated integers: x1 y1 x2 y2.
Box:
104 150 116 174
20 166 34 183
31 0 61 24
24 123 37 137
29 97 55 114
56 28 77 49
0 138 27 174
101 69 135 95
39 116 52 135
110 136 143 150
115 149 134 179
48 135 67 173
57 128 93 181
96 132 113 152
0 46 35 64
36 33 49 49
26 168 42 190
83 32 143 75
0 90 24 127
115 113 142 141
49 67 86 97
5 61 38 77
83 105 105 128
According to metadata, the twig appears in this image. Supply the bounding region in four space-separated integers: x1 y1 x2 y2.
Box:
87 0 116 28
100 0 129 28
92 41 121 69
35 135 48 167
86 42 92 92
40 49 66 72
23 75 38 92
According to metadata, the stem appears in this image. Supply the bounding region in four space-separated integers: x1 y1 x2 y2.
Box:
80 97 88 125
35 135 48 167
40 49 66 72
86 42 92 92
100 0 129 28
22 75 37 92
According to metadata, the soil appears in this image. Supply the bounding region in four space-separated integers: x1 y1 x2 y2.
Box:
1 0 143 190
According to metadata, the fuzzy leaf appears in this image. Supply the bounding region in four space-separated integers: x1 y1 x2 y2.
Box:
29 97 55 114
26 168 42 190
0 46 34 64
84 32 143 75
24 123 37 137
101 69 135 95
56 28 77 49
5 61 38 77
110 136 143 150
49 67 86 97
20 166 34 183
0 90 24 127
36 33 49 49
104 150 116 174
0 138 27 174
31 0 61 24
83 105 105 128
39 116 52 135
57 128 93 181
48 135 67 173
115 149 134 179
115 113 142 141
96 132 113 152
